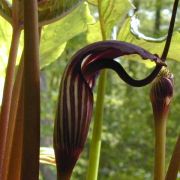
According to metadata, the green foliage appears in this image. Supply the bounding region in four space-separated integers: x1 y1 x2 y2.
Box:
0 2 94 69
99 0 134 38
40 2 94 68
0 16 22 76
118 17 180 61
87 0 134 40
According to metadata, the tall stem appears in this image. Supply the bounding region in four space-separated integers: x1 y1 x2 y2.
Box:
86 1 107 180
154 119 166 180
165 135 180 180
21 0 40 179
0 27 21 178
153 1 179 179
86 71 107 180
6 56 24 180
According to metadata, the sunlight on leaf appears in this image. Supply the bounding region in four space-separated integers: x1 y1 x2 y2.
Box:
87 21 102 43
0 16 22 104
100 0 134 38
40 2 94 68
88 0 97 6
86 0 134 42
38 0 83 26
118 17 180 62
40 147 56 166
40 42 67 68
0 16 12 72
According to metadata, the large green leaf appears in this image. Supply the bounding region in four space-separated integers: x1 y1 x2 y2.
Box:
88 0 97 5
0 16 23 76
0 1 11 24
87 21 102 42
40 2 94 68
87 0 134 42
0 16 11 77
100 0 134 38
0 3 94 69
0 0 84 26
38 0 84 26
118 17 180 62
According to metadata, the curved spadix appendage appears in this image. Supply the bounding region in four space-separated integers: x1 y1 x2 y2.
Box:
53 40 165 179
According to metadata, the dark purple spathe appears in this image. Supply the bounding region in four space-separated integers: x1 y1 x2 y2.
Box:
53 40 164 179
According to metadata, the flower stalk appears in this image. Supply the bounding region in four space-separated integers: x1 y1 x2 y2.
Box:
150 68 174 180
154 117 166 180
86 70 107 180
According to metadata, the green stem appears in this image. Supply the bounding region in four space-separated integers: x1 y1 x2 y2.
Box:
86 1 107 179
87 0 107 177
86 70 107 180
154 119 166 180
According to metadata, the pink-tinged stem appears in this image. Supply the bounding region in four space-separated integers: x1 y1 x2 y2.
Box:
21 0 40 179
165 135 180 180
0 27 21 179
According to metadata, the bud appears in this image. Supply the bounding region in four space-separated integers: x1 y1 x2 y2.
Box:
150 68 173 121
150 68 174 180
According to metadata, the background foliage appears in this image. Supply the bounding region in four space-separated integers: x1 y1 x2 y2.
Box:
0 0 180 179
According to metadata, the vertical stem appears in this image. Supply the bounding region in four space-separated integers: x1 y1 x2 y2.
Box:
86 1 107 179
154 119 166 180
8 76 24 180
86 71 107 180
0 27 21 178
21 0 40 179
1 54 24 180
165 135 180 180
153 1 179 179
6 56 24 180
97 0 106 40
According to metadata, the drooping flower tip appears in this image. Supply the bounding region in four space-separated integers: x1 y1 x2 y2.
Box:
150 68 174 121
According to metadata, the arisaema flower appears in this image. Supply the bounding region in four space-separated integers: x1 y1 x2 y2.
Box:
53 40 164 179
150 68 173 122
150 68 174 180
